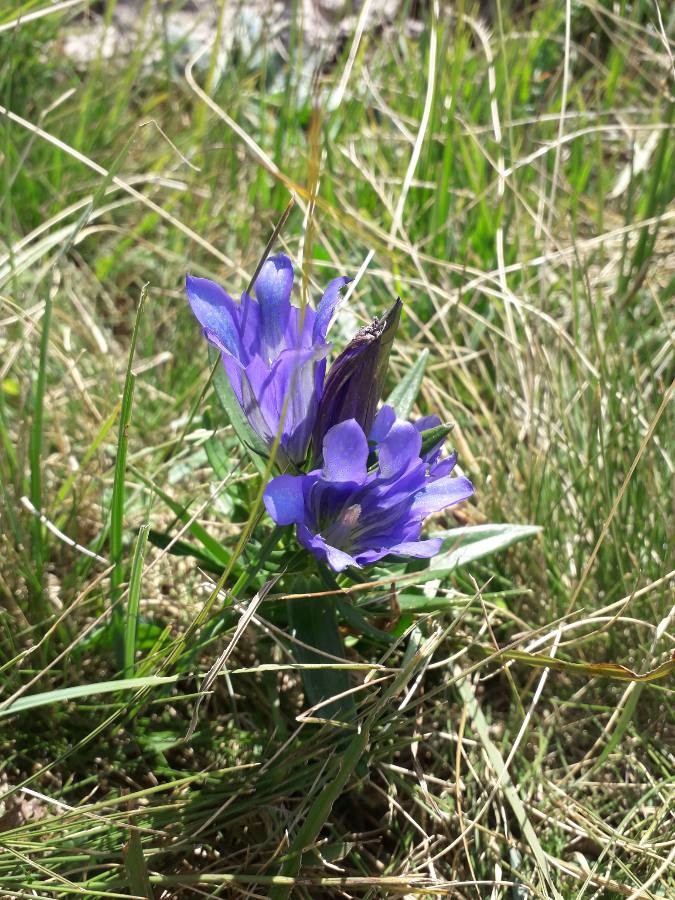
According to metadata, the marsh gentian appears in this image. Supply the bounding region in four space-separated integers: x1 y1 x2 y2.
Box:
186 255 349 465
263 407 474 572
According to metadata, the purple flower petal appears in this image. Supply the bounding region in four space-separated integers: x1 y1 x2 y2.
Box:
266 346 330 463
410 475 474 517
313 299 401 450
369 405 396 442
355 538 441 565
186 275 240 357
264 474 306 525
255 255 294 362
240 356 275 444
428 451 458 480
238 292 262 359
297 525 359 572
386 538 443 559
261 406 474 571
321 419 369 484
414 415 441 433
286 304 316 350
203 329 245 403
306 478 359 531
313 276 351 341
349 546 389 565
378 421 422 478
187 259 349 466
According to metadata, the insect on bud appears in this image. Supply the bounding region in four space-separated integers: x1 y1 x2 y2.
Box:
312 298 402 459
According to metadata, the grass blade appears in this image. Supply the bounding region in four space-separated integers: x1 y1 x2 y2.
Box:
0 675 178 718
123 522 150 679
110 284 148 670
123 829 154 900
28 277 57 593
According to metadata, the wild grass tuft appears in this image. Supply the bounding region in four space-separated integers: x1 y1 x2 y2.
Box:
0 1 673 897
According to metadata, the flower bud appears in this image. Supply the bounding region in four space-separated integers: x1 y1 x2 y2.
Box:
312 298 401 457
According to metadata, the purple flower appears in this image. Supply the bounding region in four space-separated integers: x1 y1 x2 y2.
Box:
186 255 349 465
263 405 474 572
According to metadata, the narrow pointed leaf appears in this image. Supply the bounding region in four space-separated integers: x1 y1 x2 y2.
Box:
385 347 428 419
419 422 454 457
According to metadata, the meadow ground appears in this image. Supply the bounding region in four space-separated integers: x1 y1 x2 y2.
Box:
0 1 673 897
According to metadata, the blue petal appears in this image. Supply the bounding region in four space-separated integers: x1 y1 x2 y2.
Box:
388 538 442 558
369 404 396 442
414 415 441 433
186 275 241 357
321 419 369 484
287 304 316 350
264 474 306 525
254 255 294 362
238 292 262 360
410 475 474 517
240 356 275 444
266 346 329 463
202 329 244 403
355 538 441 565
307 477 359 531
428 451 457 480
297 525 359 572
313 276 351 342
378 422 422 478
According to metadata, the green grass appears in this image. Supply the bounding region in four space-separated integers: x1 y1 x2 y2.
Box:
1 0 673 897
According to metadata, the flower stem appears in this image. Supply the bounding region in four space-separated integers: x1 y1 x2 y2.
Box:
287 591 355 723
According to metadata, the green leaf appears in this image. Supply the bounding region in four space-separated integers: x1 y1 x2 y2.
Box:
72 620 165 656
287 596 355 721
204 431 233 481
396 591 467 613
110 284 148 669
270 629 446 899
429 523 542 572
419 422 454 456
0 675 177 718
209 344 269 476
124 523 150 678
396 589 522 614
336 597 395 644
385 348 428 418
55 400 121 514
124 829 155 900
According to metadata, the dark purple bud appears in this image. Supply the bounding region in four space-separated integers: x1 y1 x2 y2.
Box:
312 298 402 457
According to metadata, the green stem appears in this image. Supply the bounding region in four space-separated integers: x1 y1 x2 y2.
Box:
287 592 355 723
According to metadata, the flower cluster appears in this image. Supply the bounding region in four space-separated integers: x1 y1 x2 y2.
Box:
263 409 473 571
187 254 474 571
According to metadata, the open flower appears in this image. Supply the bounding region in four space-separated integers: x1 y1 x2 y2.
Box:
186 255 349 465
263 409 474 572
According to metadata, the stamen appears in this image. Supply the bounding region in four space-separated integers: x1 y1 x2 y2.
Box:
323 503 362 549
339 504 362 528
